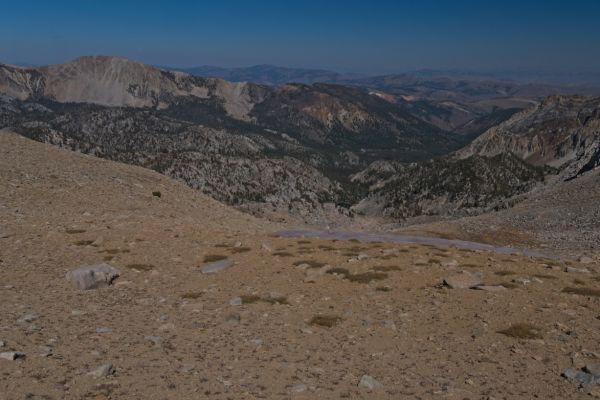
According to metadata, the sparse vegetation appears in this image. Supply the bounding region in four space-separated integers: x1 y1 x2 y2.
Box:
346 272 388 283
230 247 251 254
74 240 94 246
181 292 203 299
273 251 294 257
562 287 600 297
309 315 342 328
125 263 155 271
203 254 228 262
293 260 326 268
373 265 402 272
495 270 517 276
65 228 86 234
239 294 289 305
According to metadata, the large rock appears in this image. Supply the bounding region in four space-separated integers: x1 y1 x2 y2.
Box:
359 375 384 390
0 351 25 361
67 264 120 290
201 259 234 274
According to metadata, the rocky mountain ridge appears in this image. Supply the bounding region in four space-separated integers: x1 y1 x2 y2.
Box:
458 95 600 179
0 56 591 225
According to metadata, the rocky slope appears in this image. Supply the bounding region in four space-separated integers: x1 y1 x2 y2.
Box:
458 95 600 179
351 153 552 220
1 131 599 399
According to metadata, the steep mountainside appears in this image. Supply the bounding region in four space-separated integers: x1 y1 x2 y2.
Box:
458 96 600 179
342 74 600 136
351 153 551 220
0 57 463 159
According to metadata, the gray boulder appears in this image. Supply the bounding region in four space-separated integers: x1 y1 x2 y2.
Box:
201 259 234 274
359 375 383 390
67 264 120 290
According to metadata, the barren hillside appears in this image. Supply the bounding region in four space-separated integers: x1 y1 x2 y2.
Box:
1 131 600 399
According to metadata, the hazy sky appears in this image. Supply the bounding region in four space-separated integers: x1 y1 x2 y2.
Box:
1 0 599 74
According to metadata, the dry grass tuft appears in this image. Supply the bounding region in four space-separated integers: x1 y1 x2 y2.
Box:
498 323 543 340
273 251 294 257
65 229 86 234
373 265 402 272
239 294 289 305
346 272 388 283
293 260 326 269
181 292 203 299
326 267 388 283
74 240 94 246
562 287 600 297
532 274 558 280
495 270 517 276
309 315 342 328
239 295 262 304
230 247 251 254
318 245 335 251
326 267 350 276
125 263 155 271
203 254 228 262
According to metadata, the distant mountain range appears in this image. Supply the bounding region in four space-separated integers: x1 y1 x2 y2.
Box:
164 63 600 87
1 55 598 224
162 64 365 86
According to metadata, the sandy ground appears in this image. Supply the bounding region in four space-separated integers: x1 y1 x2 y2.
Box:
1 132 600 399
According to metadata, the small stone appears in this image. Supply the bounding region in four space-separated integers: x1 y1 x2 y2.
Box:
67 264 120 290
88 363 115 378
358 375 383 390
230 297 242 306
0 351 25 361
579 256 594 264
261 243 273 252
565 266 590 274
234 241 242 248
441 259 459 268
357 253 370 260
290 383 308 393
473 285 506 292
144 336 162 345
39 346 53 357
0 340 5 347
96 327 112 334
512 277 531 285
201 259 234 274
225 313 241 323
443 271 483 289
158 323 176 332
180 364 195 373
17 314 38 323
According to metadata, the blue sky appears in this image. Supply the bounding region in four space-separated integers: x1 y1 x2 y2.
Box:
1 0 599 74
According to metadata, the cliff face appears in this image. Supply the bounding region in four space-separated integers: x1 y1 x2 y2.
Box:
458 96 600 179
